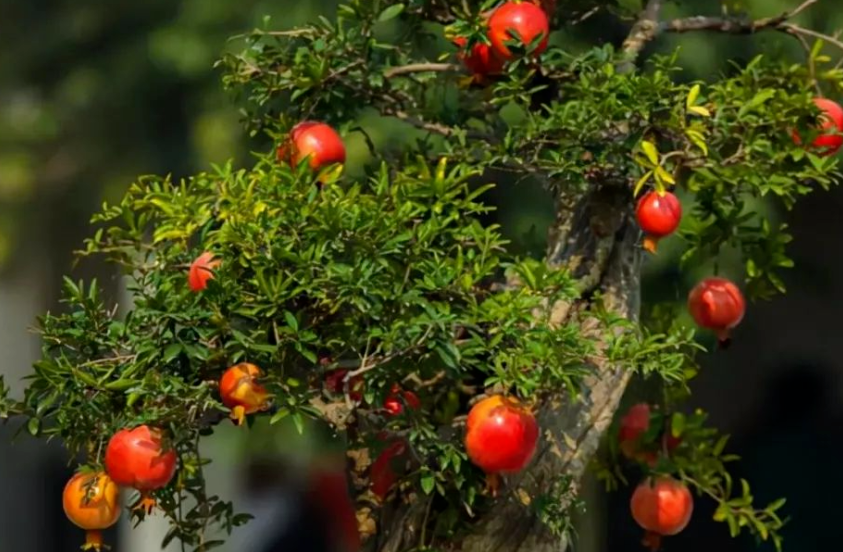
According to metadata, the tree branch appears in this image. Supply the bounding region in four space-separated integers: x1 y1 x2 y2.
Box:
661 0 819 36
619 0 664 72
383 63 461 79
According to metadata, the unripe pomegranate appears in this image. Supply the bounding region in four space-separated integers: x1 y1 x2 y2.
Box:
324 369 365 403
631 477 694 550
219 362 271 426
188 251 221 292
465 395 538 474
370 439 408 501
636 191 682 254
63 471 122 551
383 384 421 416
104 425 177 514
687 277 746 344
453 37 505 80
488 2 550 61
277 121 346 171
792 97 843 156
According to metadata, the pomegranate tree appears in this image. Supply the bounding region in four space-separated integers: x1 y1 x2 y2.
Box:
6 0 833 549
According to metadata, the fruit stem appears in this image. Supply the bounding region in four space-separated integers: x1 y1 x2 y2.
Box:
641 531 662 552
83 530 105 551
716 330 732 350
642 235 659 254
230 405 246 426
485 473 502 497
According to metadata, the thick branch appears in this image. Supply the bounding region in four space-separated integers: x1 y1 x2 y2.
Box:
619 0 664 71
662 0 817 34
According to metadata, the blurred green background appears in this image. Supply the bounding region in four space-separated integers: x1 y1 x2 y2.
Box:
2 0 843 551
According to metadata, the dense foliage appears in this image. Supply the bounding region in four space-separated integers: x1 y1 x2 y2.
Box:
2 0 842 551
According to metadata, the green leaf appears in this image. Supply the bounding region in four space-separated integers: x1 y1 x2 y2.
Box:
687 84 701 108
671 412 686 437
421 470 435 494
633 171 653 196
641 141 659 165
378 4 405 22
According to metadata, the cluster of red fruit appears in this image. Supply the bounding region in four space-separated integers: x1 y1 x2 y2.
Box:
63 426 177 550
617 403 693 550
453 1 550 81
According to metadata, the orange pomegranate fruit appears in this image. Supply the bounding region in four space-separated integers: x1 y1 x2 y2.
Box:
188 251 221 292
277 121 346 172
63 471 122 551
635 191 682 254
104 425 177 514
792 97 843 156
688 277 745 345
465 395 538 475
219 362 272 426
488 1 550 61
631 476 694 550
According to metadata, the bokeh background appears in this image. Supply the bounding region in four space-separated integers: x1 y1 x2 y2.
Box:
1 0 842 550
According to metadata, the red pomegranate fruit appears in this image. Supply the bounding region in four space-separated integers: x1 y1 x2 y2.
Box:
631 477 694 550
618 403 681 466
465 395 538 475
453 37 505 80
219 362 272 426
277 121 346 171
188 251 221 292
370 439 408 501
793 97 843 156
104 425 177 514
488 2 550 61
304 463 361 552
687 277 746 345
636 191 682 254
383 384 421 416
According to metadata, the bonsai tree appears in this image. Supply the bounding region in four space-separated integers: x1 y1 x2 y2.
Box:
2 0 842 550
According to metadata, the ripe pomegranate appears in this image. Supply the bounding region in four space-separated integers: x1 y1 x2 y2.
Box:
631 477 694 551
277 121 346 171
618 403 681 466
63 471 122 551
383 384 421 416
688 277 746 345
635 191 682 254
793 97 843 156
304 463 360 552
104 425 177 514
219 362 271 426
370 439 408 501
453 37 505 80
325 369 365 403
488 2 550 61
188 251 221 292
465 395 538 475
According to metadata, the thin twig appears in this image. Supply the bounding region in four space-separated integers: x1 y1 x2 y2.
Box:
384 63 461 79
